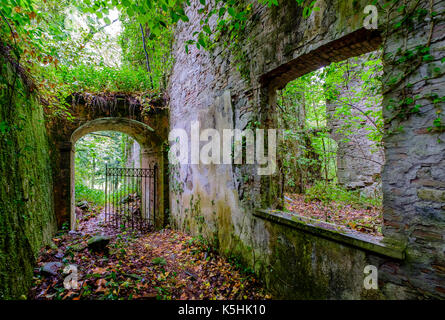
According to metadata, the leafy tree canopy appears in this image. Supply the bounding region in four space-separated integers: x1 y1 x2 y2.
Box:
1 0 315 118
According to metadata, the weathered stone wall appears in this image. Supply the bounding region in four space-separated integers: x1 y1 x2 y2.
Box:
168 0 445 299
0 57 57 299
327 52 384 197
380 0 445 299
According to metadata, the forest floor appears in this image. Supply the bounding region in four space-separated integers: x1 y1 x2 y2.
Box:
284 193 383 237
29 205 270 300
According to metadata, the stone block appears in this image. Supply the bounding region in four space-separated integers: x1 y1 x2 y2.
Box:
418 188 445 203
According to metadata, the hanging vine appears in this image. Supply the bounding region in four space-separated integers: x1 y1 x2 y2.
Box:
379 0 444 135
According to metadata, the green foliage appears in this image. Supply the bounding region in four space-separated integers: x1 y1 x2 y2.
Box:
323 52 384 149
0 0 319 113
119 14 175 91
75 131 136 205
59 64 154 93
277 67 337 190
0 0 180 109
190 0 315 52
278 52 383 192
380 0 443 133
152 257 167 266
304 182 381 209
75 183 105 205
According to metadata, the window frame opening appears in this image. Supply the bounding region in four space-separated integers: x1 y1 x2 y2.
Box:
254 30 405 258
276 50 385 238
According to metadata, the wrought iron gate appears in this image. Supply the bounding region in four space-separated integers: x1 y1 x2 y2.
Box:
104 165 157 232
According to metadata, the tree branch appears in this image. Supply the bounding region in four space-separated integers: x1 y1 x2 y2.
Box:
139 23 154 89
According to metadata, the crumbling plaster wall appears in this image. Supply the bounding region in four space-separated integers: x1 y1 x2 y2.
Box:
126 139 141 168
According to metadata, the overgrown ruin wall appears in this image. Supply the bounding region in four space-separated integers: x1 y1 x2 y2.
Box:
0 56 57 299
168 0 445 299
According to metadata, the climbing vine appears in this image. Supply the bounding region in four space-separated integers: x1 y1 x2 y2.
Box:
378 0 444 135
185 0 317 83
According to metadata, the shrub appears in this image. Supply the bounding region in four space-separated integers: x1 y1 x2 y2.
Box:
75 183 105 206
304 181 381 209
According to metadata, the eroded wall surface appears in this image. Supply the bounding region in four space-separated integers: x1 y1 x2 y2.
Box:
126 139 141 168
168 0 445 299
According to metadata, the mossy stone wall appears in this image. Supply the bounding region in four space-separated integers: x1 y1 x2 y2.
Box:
0 58 57 299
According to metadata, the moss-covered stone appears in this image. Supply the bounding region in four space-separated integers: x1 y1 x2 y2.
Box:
418 188 445 203
0 57 57 299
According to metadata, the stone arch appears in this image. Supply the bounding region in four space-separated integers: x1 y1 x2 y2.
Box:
68 117 167 230
47 94 169 230
71 117 161 148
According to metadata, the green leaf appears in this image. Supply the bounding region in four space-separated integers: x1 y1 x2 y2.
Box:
423 54 433 62
203 25 212 34
198 37 206 48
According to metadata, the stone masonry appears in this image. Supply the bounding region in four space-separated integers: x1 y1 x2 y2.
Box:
167 0 445 299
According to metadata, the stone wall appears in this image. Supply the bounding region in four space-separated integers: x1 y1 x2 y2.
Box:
0 55 57 299
168 0 445 299
381 0 445 298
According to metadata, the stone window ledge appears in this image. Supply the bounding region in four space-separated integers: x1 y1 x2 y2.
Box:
254 209 405 260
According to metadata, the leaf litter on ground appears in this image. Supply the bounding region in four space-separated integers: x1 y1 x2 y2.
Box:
29 203 270 300
284 193 383 237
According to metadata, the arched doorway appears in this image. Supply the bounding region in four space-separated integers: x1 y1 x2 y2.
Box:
69 117 166 230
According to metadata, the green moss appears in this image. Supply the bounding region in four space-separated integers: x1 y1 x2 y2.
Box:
0 57 57 299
